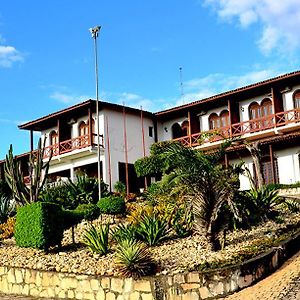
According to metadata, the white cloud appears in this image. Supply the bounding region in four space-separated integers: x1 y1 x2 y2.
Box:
172 68 281 107
204 0 300 54
0 45 24 67
50 91 91 104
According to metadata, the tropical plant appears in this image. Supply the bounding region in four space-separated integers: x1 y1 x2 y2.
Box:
4 139 52 205
0 217 16 239
136 141 243 251
115 239 156 278
246 186 300 221
0 195 15 224
82 223 110 255
65 174 108 207
114 181 126 195
111 223 137 243
171 203 194 238
136 213 169 246
39 184 71 208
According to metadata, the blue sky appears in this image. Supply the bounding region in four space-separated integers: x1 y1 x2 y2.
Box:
1 0 300 157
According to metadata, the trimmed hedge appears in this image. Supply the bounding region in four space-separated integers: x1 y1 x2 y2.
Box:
97 196 125 215
15 202 64 250
75 204 100 221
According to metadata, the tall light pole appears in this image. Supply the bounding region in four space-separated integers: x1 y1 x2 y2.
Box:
89 25 102 200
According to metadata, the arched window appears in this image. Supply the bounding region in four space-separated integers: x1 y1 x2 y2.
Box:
171 123 183 139
79 121 88 136
249 102 261 120
208 113 219 130
293 90 300 109
261 98 273 116
181 120 189 136
219 110 230 127
49 131 58 145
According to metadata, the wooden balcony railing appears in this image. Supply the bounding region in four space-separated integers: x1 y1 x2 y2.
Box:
174 108 300 147
43 133 104 159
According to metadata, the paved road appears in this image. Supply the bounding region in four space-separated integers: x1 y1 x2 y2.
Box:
223 251 300 300
0 251 300 300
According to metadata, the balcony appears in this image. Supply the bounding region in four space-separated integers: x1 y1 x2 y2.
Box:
43 133 104 159
174 108 300 147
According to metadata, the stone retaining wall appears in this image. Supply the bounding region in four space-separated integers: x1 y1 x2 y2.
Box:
278 187 300 196
0 232 299 300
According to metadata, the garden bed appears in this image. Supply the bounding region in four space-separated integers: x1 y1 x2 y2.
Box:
0 212 299 277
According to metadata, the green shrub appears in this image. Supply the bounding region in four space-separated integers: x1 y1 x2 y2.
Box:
136 214 169 246
97 196 125 215
62 209 85 230
74 204 100 221
115 239 156 278
15 202 64 250
114 181 126 195
82 223 110 255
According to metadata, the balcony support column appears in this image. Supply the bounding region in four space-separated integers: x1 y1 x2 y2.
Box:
30 130 34 152
88 107 93 146
188 111 192 146
269 144 276 184
227 99 233 138
57 119 60 155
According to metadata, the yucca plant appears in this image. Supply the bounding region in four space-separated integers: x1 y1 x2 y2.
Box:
0 195 15 224
115 239 156 278
82 223 110 255
111 223 137 244
136 214 169 246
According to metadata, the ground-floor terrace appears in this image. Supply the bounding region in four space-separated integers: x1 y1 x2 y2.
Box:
223 132 300 190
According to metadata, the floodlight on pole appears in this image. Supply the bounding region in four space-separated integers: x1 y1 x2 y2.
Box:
89 25 102 200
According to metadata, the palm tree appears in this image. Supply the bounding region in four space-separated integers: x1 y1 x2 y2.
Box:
161 142 242 251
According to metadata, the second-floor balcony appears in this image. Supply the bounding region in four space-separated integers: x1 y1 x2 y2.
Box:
174 107 300 147
43 133 104 159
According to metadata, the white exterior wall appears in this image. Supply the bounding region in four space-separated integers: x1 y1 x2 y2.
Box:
200 106 228 131
275 147 300 184
229 156 254 190
282 85 300 111
102 109 155 188
157 116 188 141
43 108 155 190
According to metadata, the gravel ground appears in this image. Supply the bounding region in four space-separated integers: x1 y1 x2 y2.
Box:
0 212 299 277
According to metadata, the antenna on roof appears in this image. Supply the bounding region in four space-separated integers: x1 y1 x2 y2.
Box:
179 66 184 104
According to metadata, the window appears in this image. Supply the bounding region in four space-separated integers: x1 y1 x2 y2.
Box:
79 121 88 136
181 120 189 136
208 110 230 132
249 99 273 130
49 131 58 145
208 113 220 130
293 90 300 109
148 126 153 137
171 123 183 139
249 102 261 120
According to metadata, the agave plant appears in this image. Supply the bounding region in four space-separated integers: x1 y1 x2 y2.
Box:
246 187 300 221
0 195 15 224
115 239 156 278
136 214 169 246
82 223 110 255
111 223 137 244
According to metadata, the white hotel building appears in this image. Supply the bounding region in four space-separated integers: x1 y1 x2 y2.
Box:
1 71 300 191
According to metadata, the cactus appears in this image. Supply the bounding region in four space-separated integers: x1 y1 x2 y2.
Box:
4 138 52 205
